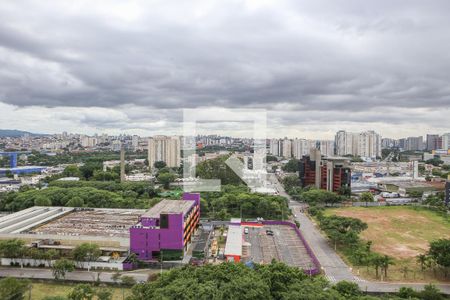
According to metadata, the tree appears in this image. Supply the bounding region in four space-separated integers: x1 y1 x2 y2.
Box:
157 172 176 189
319 215 368 249
196 155 244 186
120 275 137 286
282 175 300 193
96 289 113 300
0 277 30 300
282 159 299 173
380 255 395 278
400 264 410 280
359 192 374 204
45 249 59 267
92 170 118 182
154 161 167 169
337 186 351 196
419 284 444 300
66 196 84 207
398 287 417 299
72 243 101 270
0 239 26 259
0 239 27 267
428 239 450 277
266 155 278 162
34 195 52 206
332 281 361 298
426 158 444 167
52 259 75 280
63 165 82 178
416 254 428 272
67 284 94 300
370 254 384 279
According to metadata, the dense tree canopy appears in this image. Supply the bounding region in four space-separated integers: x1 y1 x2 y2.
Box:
428 239 450 277
282 159 299 173
128 261 410 300
0 277 30 300
319 215 368 249
201 185 290 220
196 155 244 186
1 181 158 212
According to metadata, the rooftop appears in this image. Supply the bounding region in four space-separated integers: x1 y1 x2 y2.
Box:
141 199 194 218
28 208 145 238
224 225 243 257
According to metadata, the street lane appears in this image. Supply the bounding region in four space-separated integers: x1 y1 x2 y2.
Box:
269 173 450 294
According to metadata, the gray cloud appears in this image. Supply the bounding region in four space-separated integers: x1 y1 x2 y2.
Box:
0 0 449 136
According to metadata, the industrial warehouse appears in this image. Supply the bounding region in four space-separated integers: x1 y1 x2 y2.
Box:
0 193 202 266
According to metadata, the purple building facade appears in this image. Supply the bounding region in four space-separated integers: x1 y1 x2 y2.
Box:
129 193 200 260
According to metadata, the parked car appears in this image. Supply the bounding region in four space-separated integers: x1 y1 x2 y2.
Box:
244 227 249 234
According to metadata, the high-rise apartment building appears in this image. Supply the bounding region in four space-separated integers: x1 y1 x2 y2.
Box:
426 134 439 151
81 136 98 148
381 138 397 149
281 138 292 158
148 136 181 169
405 136 424 151
292 139 312 159
269 139 282 157
442 133 450 150
358 131 382 158
131 135 139 151
318 140 334 157
335 130 381 158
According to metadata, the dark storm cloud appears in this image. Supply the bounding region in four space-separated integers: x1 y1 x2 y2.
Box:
0 0 450 123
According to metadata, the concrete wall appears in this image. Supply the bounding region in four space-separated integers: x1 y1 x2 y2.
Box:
0 233 128 247
1 258 124 270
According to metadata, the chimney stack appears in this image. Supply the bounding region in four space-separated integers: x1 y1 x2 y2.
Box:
120 144 126 183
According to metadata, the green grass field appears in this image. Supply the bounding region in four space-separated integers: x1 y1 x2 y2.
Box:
28 282 131 300
324 206 450 282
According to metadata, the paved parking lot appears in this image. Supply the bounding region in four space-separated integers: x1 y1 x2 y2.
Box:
242 225 314 269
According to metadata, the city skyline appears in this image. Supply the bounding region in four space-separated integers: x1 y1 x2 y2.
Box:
1 1 450 138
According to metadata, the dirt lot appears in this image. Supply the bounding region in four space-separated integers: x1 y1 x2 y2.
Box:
325 206 450 282
325 206 450 259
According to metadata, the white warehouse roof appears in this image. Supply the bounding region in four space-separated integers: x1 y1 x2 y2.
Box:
224 225 243 257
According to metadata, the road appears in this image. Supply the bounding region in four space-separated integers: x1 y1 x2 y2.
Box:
269 174 450 295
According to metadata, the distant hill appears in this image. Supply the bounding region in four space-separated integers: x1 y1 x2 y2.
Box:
0 129 46 137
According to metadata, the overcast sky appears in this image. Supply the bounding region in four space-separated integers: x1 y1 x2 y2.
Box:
0 0 449 139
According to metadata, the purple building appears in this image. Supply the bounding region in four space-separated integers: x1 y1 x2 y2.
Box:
129 193 200 261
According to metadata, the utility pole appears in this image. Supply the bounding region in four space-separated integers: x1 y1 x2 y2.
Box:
160 250 163 276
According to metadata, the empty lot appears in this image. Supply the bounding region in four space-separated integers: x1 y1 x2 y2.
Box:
325 206 450 259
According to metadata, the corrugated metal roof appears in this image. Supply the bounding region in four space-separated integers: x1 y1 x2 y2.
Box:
224 225 242 257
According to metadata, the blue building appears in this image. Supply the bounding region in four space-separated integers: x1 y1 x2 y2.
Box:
0 166 47 176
